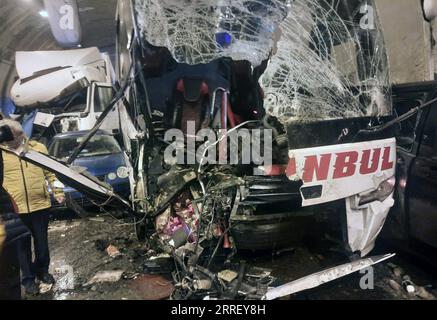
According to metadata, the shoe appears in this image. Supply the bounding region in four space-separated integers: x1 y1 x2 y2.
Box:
23 281 40 296
37 273 55 284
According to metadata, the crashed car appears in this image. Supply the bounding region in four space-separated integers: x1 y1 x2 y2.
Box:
384 81 437 255
48 130 130 210
5 0 399 299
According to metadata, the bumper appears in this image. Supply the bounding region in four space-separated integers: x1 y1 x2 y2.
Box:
230 186 394 255
263 253 395 300
230 209 315 251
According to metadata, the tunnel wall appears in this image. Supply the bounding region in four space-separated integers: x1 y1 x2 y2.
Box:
375 0 434 84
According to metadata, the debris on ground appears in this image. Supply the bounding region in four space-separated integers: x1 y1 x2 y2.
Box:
403 280 416 295
218 270 239 283
129 275 174 300
94 239 109 251
84 270 125 286
388 279 403 292
106 245 122 258
39 218 437 301
393 267 404 279
143 255 174 275
246 266 272 279
48 221 81 233
385 266 437 300
39 283 53 294
415 286 436 300
89 217 105 223
122 272 140 280
274 247 295 257
403 275 411 281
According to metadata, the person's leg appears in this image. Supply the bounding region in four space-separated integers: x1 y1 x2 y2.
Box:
31 209 52 280
17 215 35 286
18 214 40 295
0 241 22 300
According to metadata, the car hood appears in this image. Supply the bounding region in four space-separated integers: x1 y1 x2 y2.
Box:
71 153 126 176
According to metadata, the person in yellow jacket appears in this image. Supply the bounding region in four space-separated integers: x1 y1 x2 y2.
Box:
2 119 65 295
0 112 8 256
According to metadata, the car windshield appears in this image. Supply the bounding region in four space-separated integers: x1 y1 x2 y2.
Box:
51 134 122 160
94 85 114 113
54 86 88 114
134 0 391 123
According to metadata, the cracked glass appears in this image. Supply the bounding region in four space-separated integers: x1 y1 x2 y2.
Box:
134 0 391 123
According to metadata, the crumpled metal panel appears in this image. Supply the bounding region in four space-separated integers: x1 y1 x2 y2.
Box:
263 253 395 300
287 137 396 206
346 193 394 256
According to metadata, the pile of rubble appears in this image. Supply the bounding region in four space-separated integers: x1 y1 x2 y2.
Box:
386 263 435 300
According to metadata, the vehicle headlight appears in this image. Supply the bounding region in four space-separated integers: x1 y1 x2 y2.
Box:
359 176 396 206
117 166 129 179
108 172 117 181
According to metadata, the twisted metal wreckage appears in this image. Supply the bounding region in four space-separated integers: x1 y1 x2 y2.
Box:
4 0 406 299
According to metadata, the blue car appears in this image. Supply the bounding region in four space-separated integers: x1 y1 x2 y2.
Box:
48 130 130 208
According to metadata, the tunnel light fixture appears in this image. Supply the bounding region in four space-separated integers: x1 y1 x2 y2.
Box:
39 10 49 18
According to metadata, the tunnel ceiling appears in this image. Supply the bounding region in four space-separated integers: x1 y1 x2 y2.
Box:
0 0 117 65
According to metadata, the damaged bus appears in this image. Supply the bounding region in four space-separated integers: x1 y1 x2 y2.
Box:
3 0 399 299
109 0 396 299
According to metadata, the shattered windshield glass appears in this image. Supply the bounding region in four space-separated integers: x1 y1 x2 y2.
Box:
134 0 391 122
51 135 122 159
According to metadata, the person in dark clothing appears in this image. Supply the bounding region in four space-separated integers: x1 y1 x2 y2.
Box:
0 150 23 300
17 209 52 292
0 113 25 300
0 232 21 300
